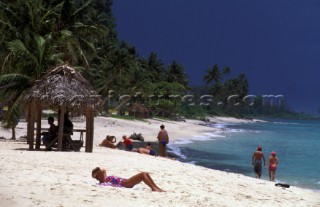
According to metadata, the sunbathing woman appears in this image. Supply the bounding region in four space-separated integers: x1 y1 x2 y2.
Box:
91 167 165 192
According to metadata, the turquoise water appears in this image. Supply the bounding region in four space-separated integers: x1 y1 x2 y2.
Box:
169 119 320 190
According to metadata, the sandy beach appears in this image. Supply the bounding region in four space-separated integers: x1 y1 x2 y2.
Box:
0 116 319 207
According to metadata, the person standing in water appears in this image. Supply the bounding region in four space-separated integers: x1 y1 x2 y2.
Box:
251 146 266 179
157 124 169 157
267 151 279 181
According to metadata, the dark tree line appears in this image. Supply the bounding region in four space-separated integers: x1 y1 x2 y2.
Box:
0 0 300 134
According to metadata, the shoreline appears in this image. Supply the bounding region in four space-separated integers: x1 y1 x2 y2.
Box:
1 116 319 206
169 119 320 192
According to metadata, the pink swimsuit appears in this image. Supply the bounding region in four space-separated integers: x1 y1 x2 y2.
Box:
269 164 277 171
99 176 127 187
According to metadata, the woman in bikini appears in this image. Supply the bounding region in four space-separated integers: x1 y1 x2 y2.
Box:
91 167 165 192
267 151 279 181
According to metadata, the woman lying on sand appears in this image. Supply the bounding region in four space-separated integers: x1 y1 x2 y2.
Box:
92 167 165 192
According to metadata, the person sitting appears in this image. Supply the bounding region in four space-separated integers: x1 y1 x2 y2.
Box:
63 113 73 135
99 135 117 149
42 117 58 150
136 143 156 156
91 167 165 192
117 135 133 151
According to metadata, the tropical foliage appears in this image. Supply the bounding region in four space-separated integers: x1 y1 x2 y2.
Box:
0 0 302 137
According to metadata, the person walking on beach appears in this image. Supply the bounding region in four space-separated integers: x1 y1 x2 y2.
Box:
92 167 165 192
157 124 169 157
267 151 279 181
251 146 266 179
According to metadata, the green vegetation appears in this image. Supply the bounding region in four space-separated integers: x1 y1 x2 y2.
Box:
0 0 307 136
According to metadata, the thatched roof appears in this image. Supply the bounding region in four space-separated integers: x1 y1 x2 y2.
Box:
24 65 103 111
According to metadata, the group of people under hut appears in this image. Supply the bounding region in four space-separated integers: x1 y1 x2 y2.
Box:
41 113 75 151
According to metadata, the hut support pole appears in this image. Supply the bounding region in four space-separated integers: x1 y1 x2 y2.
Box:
57 107 65 151
28 100 35 150
35 99 42 150
27 103 31 145
85 108 94 152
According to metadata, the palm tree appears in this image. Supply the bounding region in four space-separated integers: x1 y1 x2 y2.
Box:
0 74 31 139
167 60 189 88
0 0 107 137
203 64 221 88
141 52 166 82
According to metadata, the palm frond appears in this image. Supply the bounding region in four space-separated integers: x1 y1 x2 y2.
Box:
6 40 30 56
0 73 30 85
72 22 107 36
72 0 93 18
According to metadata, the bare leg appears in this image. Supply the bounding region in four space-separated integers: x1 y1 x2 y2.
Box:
268 169 272 181
159 143 164 157
255 172 258 178
122 172 165 192
271 171 275 181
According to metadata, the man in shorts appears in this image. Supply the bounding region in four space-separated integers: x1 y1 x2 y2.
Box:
251 146 266 179
157 125 169 157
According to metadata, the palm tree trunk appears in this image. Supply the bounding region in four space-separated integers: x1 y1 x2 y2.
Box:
11 126 16 140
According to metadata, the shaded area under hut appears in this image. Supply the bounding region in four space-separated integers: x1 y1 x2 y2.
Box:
23 65 103 152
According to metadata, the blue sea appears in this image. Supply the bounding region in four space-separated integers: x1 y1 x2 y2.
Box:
168 118 320 191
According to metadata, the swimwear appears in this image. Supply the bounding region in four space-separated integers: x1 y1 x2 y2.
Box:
103 176 127 187
254 160 262 177
160 141 167 145
269 164 277 172
127 144 133 151
149 149 156 156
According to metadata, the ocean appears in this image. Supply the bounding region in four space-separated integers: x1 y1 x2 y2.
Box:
168 118 320 191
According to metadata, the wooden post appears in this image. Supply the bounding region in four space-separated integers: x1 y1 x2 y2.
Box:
85 107 94 152
28 100 35 150
35 99 42 150
57 107 65 151
27 103 31 145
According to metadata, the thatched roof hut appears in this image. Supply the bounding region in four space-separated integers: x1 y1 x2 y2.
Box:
24 64 103 152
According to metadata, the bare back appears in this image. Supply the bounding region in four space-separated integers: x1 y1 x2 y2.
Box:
253 151 264 160
157 129 169 143
268 156 278 165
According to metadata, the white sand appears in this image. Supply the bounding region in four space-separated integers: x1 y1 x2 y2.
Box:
0 116 319 207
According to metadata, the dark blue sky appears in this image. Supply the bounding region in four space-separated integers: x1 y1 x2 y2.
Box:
113 0 320 115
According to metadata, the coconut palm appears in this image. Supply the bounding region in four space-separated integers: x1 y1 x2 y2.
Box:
140 52 166 82
0 0 107 138
203 64 221 88
0 73 31 139
166 60 189 88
